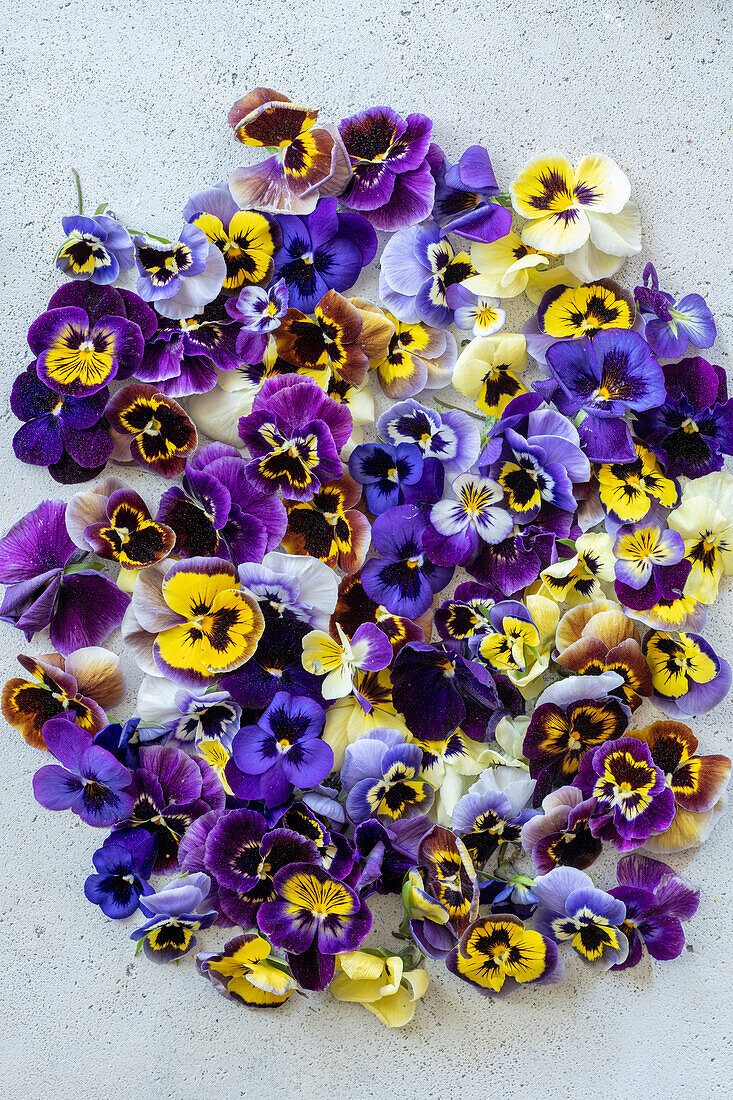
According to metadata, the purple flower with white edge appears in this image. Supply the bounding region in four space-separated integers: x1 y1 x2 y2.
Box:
379 221 475 327
0 499 130 654
32 716 134 827
532 866 629 970
225 278 289 364
635 262 716 358
452 765 536 869
431 145 512 243
613 522 689 611
228 692 333 809
273 198 377 313
542 329 666 463
338 106 435 231
341 728 434 825
237 550 338 631
348 441 424 515
573 736 676 851
361 503 454 618
11 363 113 482
424 473 512 566
134 223 227 320
84 829 156 918
521 786 602 874
56 213 134 284
446 283 506 338
608 853 700 970
131 872 217 963
376 399 481 478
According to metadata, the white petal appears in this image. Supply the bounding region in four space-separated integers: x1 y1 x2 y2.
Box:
586 201 642 258
563 237 625 281
155 244 227 320
188 386 255 447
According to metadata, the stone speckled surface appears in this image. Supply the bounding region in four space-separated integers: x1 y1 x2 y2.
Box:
1 1 731 1097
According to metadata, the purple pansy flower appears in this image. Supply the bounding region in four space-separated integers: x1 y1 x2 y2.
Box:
424 473 513 566
338 106 435 231
573 736 676 851
134 298 244 398
352 816 432 896
348 441 424 515
360 503 454 618
521 786 602 874
379 221 475 327
431 145 512 242
56 213 135 284
228 692 333 808
131 872 218 963
225 278 289 364
0 499 130 654
633 356 733 478
376 399 481 478
541 329 666 463
273 198 377 313
532 866 629 970
11 363 113 483
341 728 434 825
221 617 324 709
134 223 227 320
613 522 689 611
452 767 536 870
32 716 134 827
469 521 564 598
635 262 716 358
84 830 156 918
608 853 700 970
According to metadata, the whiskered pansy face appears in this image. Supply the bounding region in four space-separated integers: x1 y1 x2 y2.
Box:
633 719 731 815
277 292 368 387
597 444 679 524
1 654 104 749
192 209 278 292
575 736 675 847
447 914 560 995
283 475 370 573
642 629 731 715
29 305 144 396
538 281 634 339
84 488 176 568
106 383 198 478
419 826 479 935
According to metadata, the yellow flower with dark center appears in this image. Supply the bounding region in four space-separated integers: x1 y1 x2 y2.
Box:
449 916 550 993
597 444 679 524
642 631 717 699
541 532 615 605
668 474 733 604
538 281 634 339
192 210 277 291
198 933 297 1008
282 474 370 573
452 333 528 417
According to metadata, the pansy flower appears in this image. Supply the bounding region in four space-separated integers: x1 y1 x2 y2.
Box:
183 183 282 293
537 279 635 339
134 223 227 319
197 933 298 1008
138 678 241 753
348 442 424 516
447 914 563 996
521 786 602 874
0 498 130 655
301 622 393 702
608 853 700 970
434 582 497 649
32 716 134 827
379 221 475 328
341 729 434 824
424 474 513 567
226 279 290 366
414 729 500 828
667 471 733 604
84 487 176 570
56 213 134 284
642 629 732 717
329 572 429 658
338 106 435 230
131 556 264 687
510 152 632 256
540 532 615 605
476 595 559 697
239 375 350 501
322 668 409 771
272 198 377 313
361 504 454 619
634 356 733 480
221 616 324 710
532 866 629 969
228 88 351 215
632 720 731 852
282 474 370 573
469 520 563 599
275 291 371 388
523 672 631 803
1 647 120 749
541 330 665 463
452 765 536 869
257 862 372 991
465 230 569 301
613 523 689 611
131 872 217 964
106 383 198 478
84 830 156 919
377 398 480 477
553 605 652 710
634 262 716 358
431 144 512 242
573 736 676 850
368 307 457 398
597 443 679 525
330 949 429 1029
237 550 339 631
416 825 479 943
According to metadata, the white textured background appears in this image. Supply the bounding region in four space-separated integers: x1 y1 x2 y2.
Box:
1 1 732 1097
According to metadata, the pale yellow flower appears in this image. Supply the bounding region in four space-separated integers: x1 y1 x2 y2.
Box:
330 951 429 1028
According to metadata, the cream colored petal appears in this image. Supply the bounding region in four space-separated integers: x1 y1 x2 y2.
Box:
188 386 255 448
64 646 125 707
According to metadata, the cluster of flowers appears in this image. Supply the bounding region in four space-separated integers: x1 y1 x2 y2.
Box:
3 88 732 1027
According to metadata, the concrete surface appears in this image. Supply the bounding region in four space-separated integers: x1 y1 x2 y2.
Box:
1 1 732 1098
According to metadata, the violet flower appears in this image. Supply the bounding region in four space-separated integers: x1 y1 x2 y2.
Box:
376 399 480 478
56 213 134 284
84 830 156 918
225 278 289 364
134 224 227 320
613 523 689 611
338 106 435 231
0 499 130 654
221 617 324 709
532 866 629 970
424 473 512 566
32 716 134 827
634 262 716 358
348 441 424 515
341 728 434 825
131 872 218 963
432 145 512 243
360 503 454 618
608 853 700 970
521 786 602 874
379 221 475 327
134 297 244 398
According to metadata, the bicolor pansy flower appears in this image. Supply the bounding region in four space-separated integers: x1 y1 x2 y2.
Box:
282 474 371 573
183 184 281 292
634 262 717 358
418 825 480 936
276 291 370 387
379 220 475 328
491 435 578 523
521 786 603 874
134 224 227 320
424 474 512 567
228 88 351 215
434 584 496 647
197 933 298 1008
596 443 679 525
56 213 134 285
533 866 629 969
83 487 176 569
301 622 393 703
609 854 700 970
667 471 733 604
573 736 676 850
447 914 563 996
477 595 559 696
360 504 454 619
369 308 457 399
257 862 372 991
28 303 144 397
553 606 652 711
452 770 535 869
631 719 731 852
452 334 528 418
329 572 429 659
537 280 634 339
641 630 732 717
613 523 688 611
342 730 434 825
377 398 480 477
106 383 198 479
510 153 632 255
541 532 615 605
131 872 217 964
